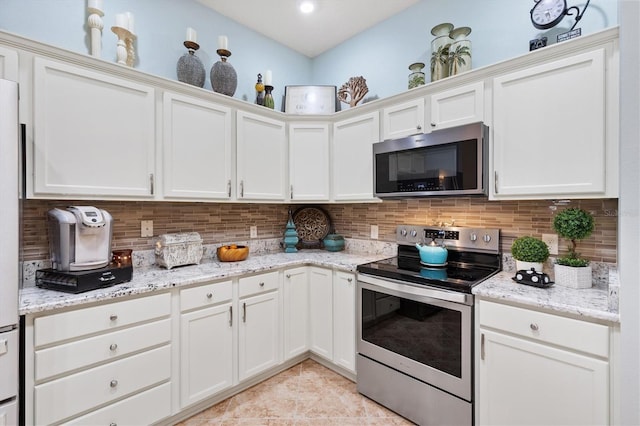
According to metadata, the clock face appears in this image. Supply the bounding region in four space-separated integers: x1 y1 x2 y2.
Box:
531 0 567 29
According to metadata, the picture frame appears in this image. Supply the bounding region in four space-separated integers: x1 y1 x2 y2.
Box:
284 85 337 115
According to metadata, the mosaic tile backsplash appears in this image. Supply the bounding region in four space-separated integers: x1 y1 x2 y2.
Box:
21 198 617 264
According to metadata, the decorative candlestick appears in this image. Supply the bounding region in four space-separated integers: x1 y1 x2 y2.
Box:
87 0 104 58
177 39 206 88
264 85 275 109
255 73 265 106
111 13 136 67
210 46 237 96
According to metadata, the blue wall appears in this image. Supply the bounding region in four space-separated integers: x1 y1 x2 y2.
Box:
0 0 617 110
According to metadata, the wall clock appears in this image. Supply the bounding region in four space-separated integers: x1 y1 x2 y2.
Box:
530 0 591 31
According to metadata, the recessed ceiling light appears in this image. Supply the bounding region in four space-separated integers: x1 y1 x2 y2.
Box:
299 1 315 14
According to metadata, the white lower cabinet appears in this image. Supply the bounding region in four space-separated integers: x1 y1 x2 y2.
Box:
309 266 333 360
283 267 309 360
238 272 281 382
477 300 611 425
180 280 233 408
332 271 356 373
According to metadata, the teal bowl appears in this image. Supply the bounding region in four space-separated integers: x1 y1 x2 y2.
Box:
323 234 345 252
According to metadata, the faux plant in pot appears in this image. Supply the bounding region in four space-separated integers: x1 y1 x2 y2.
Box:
552 207 595 289
511 236 550 273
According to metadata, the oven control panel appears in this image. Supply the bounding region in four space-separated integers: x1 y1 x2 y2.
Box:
397 225 500 254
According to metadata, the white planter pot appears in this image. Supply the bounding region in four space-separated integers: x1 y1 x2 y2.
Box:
515 260 543 273
554 264 592 289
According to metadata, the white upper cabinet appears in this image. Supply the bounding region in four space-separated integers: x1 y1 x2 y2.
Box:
236 111 287 201
429 81 484 130
0 46 18 81
289 123 330 201
382 98 425 140
332 111 380 201
163 92 232 200
32 58 155 198
491 47 618 199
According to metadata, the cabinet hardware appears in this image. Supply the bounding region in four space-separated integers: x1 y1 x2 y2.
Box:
206 292 213 299
347 278 353 283
240 180 244 198
481 333 485 360
494 171 499 194
229 306 233 326
99 275 116 282
109 343 118 351
430 122 436 127
286 274 291 279
416 125 422 130
110 379 118 388
227 180 231 198
109 314 118 321
110 423 117 426
530 323 539 331
290 185 293 199
242 302 246 322
149 173 154 195
259 282 265 287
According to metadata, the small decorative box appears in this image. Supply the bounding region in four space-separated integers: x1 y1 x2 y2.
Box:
155 232 203 269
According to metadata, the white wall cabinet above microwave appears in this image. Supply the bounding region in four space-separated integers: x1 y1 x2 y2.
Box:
428 81 484 131
381 98 426 140
31 58 156 198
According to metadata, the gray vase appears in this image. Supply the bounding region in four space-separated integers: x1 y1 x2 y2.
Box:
177 50 205 88
210 58 237 96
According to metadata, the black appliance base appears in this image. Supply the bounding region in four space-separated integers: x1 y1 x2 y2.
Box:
36 265 133 293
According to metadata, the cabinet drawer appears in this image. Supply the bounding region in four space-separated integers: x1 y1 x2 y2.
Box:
34 292 171 347
62 382 171 425
239 271 279 298
479 300 609 357
181 280 232 312
35 345 170 425
35 318 171 382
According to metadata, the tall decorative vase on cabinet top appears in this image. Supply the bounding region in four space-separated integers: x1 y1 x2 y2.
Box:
430 23 453 82
449 27 472 76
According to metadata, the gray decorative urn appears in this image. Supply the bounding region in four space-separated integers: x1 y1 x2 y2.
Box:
210 49 237 96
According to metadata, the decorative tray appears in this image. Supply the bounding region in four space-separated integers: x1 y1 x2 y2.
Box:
292 206 332 249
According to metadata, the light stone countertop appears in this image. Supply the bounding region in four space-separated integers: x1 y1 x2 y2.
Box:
473 271 619 324
19 250 393 316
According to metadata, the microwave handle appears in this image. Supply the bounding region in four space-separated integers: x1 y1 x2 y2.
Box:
494 171 499 194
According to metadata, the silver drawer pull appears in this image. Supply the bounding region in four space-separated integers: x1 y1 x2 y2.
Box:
206 292 213 299
530 323 539 331
109 343 118 351
110 379 118 388
109 315 118 321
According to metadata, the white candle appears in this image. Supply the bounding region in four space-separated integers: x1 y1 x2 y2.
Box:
264 70 272 85
125 12 135 33
115 13 127 30
88 0 103 11
186 27 197 43
218 35 228 50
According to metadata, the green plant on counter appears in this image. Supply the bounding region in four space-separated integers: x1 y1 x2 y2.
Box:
552 207 595 267
511 236 550 262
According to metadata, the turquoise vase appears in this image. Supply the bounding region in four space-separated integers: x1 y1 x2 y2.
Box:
283 210 299 253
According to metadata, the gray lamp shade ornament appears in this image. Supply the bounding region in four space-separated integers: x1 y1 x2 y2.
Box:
177 41 206 88
210 48 237 96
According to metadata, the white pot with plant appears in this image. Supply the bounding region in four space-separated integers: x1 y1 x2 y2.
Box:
552 207 595 289
511 236 550 272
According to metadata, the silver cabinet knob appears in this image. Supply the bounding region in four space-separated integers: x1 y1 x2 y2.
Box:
259 282 265 287
109 315 118 321
347 278 353 283
109 343 118 351
286 274 291 279
110 379 118 388
110 423 117 426
206 292 213 299
530 323 539 331
416 125 422 130
430 122 436 127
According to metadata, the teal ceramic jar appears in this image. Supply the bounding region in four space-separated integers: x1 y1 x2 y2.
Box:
323 234 345 252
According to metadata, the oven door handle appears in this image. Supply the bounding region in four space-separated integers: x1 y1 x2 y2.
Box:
357 273 473 306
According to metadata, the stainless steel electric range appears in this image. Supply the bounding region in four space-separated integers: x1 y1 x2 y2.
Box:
356 225 501 426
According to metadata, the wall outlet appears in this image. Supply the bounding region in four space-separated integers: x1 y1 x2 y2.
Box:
370 225 379 240
542 233 559 255
141 220 153 238
250 226 258 238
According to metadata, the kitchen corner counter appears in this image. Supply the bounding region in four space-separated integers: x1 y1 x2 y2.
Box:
473 271 619 324
19 250 393 316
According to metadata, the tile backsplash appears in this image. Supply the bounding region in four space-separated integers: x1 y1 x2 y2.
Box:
22 197 617 264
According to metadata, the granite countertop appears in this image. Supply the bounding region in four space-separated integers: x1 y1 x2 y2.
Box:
473 271 619 324
19 250 393 315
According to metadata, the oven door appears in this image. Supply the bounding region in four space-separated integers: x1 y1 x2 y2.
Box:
357 273 473 401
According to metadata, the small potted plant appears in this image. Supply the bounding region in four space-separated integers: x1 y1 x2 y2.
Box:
552 207 595 289
511 236 550 272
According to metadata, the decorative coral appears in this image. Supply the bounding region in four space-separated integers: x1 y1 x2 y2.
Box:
337 76 369 107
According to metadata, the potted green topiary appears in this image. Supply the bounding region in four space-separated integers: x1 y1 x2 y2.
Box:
552 207 595 288
511 236 550 272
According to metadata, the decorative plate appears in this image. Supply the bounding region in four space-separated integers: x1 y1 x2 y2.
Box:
292 206 332 248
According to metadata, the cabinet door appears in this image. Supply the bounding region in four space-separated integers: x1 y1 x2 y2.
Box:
309 267 333 360
238 290 280 381
332 112 380 201
236 111 286 200
180 303 233 408
289 123 330 201
0 46 18 81
283 267 309 360
382 98 425 140
332 271 356 373
479 329 608 426
429 81 484 130
163 93 232 200
32 58 155 198
492 49 609 199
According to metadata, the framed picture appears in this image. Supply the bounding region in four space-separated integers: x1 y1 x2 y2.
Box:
284 85 337 115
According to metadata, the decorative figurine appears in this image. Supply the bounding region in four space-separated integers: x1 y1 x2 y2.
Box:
337 76 368 107
264 85 275 109
177 28 206 88
210 36 237 96
255 73 265 106
283 209 299 253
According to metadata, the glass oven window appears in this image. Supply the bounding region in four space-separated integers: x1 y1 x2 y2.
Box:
361 288 462 378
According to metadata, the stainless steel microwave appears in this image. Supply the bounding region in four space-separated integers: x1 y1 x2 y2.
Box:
373 122 488 198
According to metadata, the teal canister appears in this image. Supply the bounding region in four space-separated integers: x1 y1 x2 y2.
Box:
323 234 345 252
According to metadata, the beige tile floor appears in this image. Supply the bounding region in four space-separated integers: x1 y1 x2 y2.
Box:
176 359 414 425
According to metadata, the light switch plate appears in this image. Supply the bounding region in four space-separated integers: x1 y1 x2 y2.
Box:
141 220 153 237
250 226 258 238
370 225 379 240
542 233 558 255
